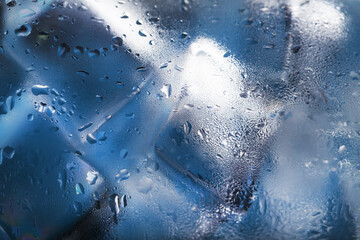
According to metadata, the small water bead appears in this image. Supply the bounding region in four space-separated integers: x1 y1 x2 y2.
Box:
86 133 97 144
74 46 84 55
6 0 16 7
31 85 50 96
75 183 85 195
338 145 346 154
138 29 148 37
120 149 128 159
115 169 130 182
27 114 34 121
160 84 172 98
112 36 123 46
97 131 107 141
88 49 100 58
2 146 15 160
58 43 70 57
78 122 92 132
14 25 32 37
86 171 99 185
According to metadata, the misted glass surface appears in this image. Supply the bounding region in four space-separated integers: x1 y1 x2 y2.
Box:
0 0 360 239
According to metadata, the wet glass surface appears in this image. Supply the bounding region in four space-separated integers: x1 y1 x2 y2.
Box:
1 0 360 239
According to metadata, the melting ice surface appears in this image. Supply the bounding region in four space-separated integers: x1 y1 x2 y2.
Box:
0 0 360 239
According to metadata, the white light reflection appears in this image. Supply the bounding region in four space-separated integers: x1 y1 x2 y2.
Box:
291 0 347 41
86 0 165 62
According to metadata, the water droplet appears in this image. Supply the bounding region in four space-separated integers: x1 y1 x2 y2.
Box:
136 19 143 25
174 64 184 72
38 31 50 40
74 46 84 55
115 169 130 181
291 45 301 53
27 114 34 121
184 104 194 109
263 44 275 49
179 32 188 39
75 183 85 195
5 96 14 111
197 129 206 141
136 66 147 72
6 0 16 7
78 4 88 11
31 84 50 96
137 176 153 194
26 66 35 72
183 121 192 134
58 43 70 57
109 194 120 215
88 49 100 58
350 71 360 80
160 62 168 69
58 15 69 21
50 88 59 96
223 51 231 58
240 92 248 98
58 97 66 105
121 13 129 19
14 24 32 37
93 192 100 209
338 145 346 154
58 170 67 190
149 17 160 23
73 202 83 215
97 131 107 141
91 17 104 23
116 81 125 87
120 195 127 208
86 171 99 185
78 122 92 132
3 146 15 159
0 149 3 165
96 95 103 102
125 113 135 119
76 70 90 77
45 106 55 117
259 197 266 215
138 29 148 37
112 36 123 46
160 84 171 98
86 133 97 144
66 162 79 171
120 149 128 159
